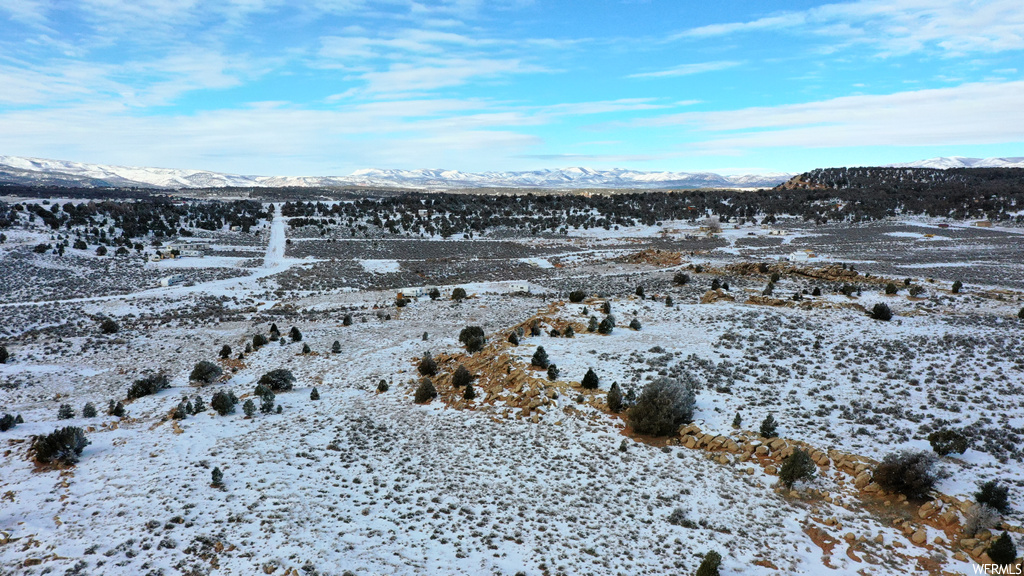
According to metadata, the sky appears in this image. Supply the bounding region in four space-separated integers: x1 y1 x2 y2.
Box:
0 0 1022 176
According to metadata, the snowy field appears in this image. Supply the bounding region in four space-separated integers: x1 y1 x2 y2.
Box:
1 203 1023 575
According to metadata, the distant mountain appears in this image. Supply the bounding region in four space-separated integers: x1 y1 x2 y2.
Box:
889 156 1024 169
0 155 792 190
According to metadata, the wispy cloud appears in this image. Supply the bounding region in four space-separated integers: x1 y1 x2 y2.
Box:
628 60 742 79
634 80 1024 151
672 0 1024 56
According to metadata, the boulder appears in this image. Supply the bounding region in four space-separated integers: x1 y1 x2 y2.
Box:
700 289 735 304
854 471 872 489
911 530 927 545
918 501 940 519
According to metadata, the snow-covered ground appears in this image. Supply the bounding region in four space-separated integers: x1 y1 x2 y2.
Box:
2 205 1023 575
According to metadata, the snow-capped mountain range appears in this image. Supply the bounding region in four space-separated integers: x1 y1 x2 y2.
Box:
0 155 791 190
0 154 1020 191
889 156 1024 169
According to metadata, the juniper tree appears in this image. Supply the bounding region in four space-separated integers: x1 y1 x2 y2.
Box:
343 314 353 326
128 373 170 399
569 290 586 303
601 301 611 314
459 326 485 353
32 427 90 465
289 326 302 342
629 318 641 330
779 448 816 489
582 368 599 390
211 466 223 487
869 303 893 321
211 391 236 416
885 282 898 294
452 365 472 388
422 332 428 341
770 272 781 283
673 272 689 285
192 395 205 413
428 288 440 300
762 282 775 296
760 414 778 438
711 278 721 290
57 404 75 420
873 450 940 499
219 345 232 359
332 340 341 353
564 325 575 338
812 286 821 296
1018 307 1024 319
0 345 7 364
463 382 476 400
952 280 963 293
928 428 968 456
508 332 520 345
377 379 389 392
607 382 623 413
310 387 320 401
531 346 549 369
108 400 126 417
252 334 268 348
598 316 614 334
100 318 119 334
82 402 97 418
418 352 437 376
0 413 16 432
665 296 673 307
635 285 645 298
451 287 467 301
547 364 559 381
244 342 252 353
732 412 742 428
627 377 696 436
171 403 187 420
695 550 722 576
414 378 437 403
302 343 311 354
988 533 1017 566
190 361 222 384
976 480 1011 514
243 399 256 417
258 369 295 391
587 317 599 332
259 390 276 414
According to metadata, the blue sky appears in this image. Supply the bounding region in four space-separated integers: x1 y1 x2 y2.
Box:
1 0 1022 176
